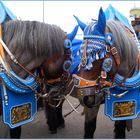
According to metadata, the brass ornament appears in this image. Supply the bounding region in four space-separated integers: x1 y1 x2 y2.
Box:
11 103 31 125
81 56 87 67
113 101 135 117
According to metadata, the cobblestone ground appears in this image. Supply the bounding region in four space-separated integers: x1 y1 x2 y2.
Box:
0 96 140 139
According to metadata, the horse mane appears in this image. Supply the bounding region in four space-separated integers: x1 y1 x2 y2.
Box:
3 20 66 58
106 20 139 71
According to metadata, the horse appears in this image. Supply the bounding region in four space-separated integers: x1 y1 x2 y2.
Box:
0 19 78 138
71 8 140 138
43 38 82 134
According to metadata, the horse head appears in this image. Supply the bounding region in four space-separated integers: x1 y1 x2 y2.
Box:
38 24 80 107
72 8 139 107
1 20 79 112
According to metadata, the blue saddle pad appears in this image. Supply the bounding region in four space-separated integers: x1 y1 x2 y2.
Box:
105 87 140 121
1 84 37 128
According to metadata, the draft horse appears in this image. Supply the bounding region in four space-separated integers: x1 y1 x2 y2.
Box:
72 8 139 138
0 20 78 138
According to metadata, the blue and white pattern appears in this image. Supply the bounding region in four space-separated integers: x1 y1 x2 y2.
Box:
74 8 108 71
102 58 113 72
69 39 82 74
79 38 107 70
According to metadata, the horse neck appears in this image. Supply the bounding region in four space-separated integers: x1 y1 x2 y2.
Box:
106 21 139 77
117 61 133 77
115 43 138 77
114 43 138 78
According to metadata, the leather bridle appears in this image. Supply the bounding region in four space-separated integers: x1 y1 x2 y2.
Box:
73 24 121 90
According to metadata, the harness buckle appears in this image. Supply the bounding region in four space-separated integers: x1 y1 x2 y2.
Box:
111 47 118 55
110 47 120 66
81 56 87 67
99 71 107 88
101 71 107 79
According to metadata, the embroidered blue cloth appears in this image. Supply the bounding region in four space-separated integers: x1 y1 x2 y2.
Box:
69 39 82 74
105 4 133 32
75 8 108 70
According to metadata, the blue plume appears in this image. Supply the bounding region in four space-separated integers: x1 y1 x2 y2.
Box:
73 15 86 31
67 25 79 41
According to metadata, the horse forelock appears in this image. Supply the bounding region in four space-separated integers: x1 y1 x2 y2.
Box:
106 20 139 69
3 20 65 59
2 20 66 78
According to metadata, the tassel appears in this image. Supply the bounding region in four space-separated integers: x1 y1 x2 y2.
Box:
100 52 104 59
93 53 96 61
96 53 99 60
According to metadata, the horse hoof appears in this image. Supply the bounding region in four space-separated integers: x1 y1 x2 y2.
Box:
50 129 57 134
58 123 65 129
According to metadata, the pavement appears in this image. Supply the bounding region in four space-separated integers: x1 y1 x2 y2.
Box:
0 96 140 139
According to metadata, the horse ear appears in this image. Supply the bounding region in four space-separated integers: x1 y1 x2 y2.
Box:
67 25 79 41
94 7 106 36
73 15 86 31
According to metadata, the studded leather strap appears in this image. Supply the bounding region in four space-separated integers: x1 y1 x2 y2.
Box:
73 74 112 88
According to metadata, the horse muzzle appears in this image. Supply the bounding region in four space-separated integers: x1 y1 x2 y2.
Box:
77 87 104 108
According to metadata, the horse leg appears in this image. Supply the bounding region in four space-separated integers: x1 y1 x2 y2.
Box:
45 101 58 134
10 126 21 138
84 116 97 138
37 97 44 110
84 105 100 138
56 101 65 129
114 120 126 138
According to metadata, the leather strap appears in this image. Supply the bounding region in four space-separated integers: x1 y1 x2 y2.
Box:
110 46 120 67
46 78 61 85
81 24 93 67
73 74 112 88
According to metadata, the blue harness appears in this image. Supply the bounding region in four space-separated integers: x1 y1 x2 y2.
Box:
0 32 82 128
105 63 140 120
0 2 38 128
0 63 38 128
